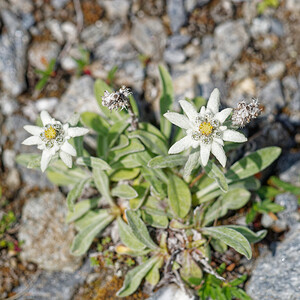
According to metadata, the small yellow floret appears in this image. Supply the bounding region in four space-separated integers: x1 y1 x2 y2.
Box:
199 122 213 136
44 126 57 140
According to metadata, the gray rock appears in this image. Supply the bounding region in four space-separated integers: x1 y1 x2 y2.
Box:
282 76 299 101
164 48 186 65
0 10 30 96
250 17 271 38
270 18 285 37
101 0 130 22
19 192 82 272
46 19 65 44
276 193 299 227
246 224 300 300
0 94 19 116
211 0 233 24
261 193 299 230
258 80 285 115
184 0 210 12
266 61 286 79
167 0 186 33
290 91 300 112
286 0 300 12
168 34 191 49
80 23 110 49
172 56 214 101
5 168 21 190
28 41 60 71
279 156 300 186
3 149 16 169
53 76 100 121
9 0 34 13
13 259 91 300
1 115 29 152
214 20 250 72
51 0 70 9
148 284 195 300
131 17 167 60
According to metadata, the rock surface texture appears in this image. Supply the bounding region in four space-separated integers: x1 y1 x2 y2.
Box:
19 192 82 272
247 225 300 300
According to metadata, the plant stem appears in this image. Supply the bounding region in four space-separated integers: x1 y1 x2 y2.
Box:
127 102 139 130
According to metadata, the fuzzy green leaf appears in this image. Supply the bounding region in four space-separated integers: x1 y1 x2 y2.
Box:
125 210 158 250
110 168 140 181
108 118 130 148
76 156 111 170
226 147 281 182
117 256 160 297
117 217 146 251
224 225 267 244
109 138 145 163
80 112 109 135
168 174 192 218
205 161 228 192
203 189 251 225
148 154 187 169
128 130 168 156
93 168 114 206
66 198 100 223
203 226 252 259
71 210 114 256
111 184 138 199
67 178 91 212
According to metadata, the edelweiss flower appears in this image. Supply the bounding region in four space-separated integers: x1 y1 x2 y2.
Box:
164 88 247 167
22 111 89 172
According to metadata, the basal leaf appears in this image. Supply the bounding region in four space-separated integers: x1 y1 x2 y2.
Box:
168 174 192 218
117 256 160 297
224 225 267 243
67 178 91 212
128 130 168 156
70 210 114 256
108 138 145 163
125 210 158 250
226 147 281 182
117 217 146 251
93 167 114 206
145 256 163 286
108 118 130 148
110 168 140 181
148 154 187 169
202 226 252 259
66 198 100 223
203 189 251 225
111 184 138 199
76 156 111 170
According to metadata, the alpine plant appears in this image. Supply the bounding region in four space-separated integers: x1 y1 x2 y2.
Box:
164 88 247 167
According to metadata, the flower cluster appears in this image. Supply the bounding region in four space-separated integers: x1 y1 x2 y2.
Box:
231 99 261 127
164 88 247 167
22 111 89 172
102 85 132 111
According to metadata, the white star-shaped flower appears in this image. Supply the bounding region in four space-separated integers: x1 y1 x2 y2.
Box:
164 88 247 167
22 111 89 172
